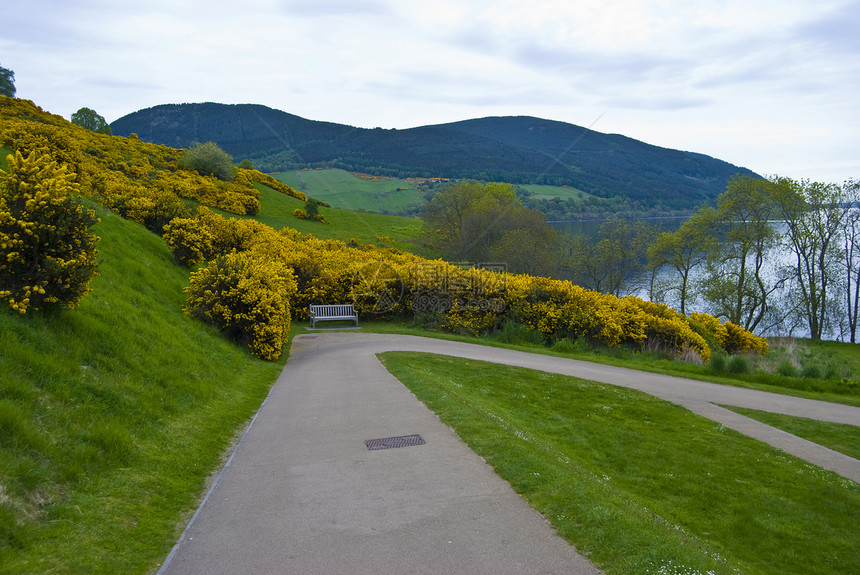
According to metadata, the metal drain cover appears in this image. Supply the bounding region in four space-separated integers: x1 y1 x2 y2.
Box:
365 434 426 450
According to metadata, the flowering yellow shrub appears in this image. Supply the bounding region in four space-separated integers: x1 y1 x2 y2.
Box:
639 314 711 362
240 169 307 202
0 97 266 224
184 251 297 360
0 150 99 313
440 300 501 336
162 216 216 267
716 321 769 355
687 312 721 335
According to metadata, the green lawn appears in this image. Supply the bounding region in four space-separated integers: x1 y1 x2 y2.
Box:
380 352 860 575
343 321 860 407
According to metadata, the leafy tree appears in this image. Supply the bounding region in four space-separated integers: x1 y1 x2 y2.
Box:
71 107 112 135
423 180 556 270
841 178 860 342
648 208 717 315
180 141 234 181
489 210 557 276
561 220 659 297
698 175 781 333
0 150 99 313
771 177 850 340
0 64 14 97
305 198 320 219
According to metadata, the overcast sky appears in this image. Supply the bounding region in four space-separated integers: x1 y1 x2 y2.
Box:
3 0 859 184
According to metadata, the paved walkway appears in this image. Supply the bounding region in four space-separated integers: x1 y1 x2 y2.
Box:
159 333 860 574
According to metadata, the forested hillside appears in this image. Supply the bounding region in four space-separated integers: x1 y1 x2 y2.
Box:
111 103 758 211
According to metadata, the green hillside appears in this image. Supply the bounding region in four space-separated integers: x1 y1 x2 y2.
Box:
0 203 286 573
110 103 759 213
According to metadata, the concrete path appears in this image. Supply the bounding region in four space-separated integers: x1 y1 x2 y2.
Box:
159 333 860 574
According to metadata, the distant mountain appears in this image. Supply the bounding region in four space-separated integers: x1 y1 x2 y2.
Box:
111 103 758 210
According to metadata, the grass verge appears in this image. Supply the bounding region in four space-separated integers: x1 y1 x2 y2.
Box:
0 204 286 574
721 407 860 461
379 352 860 575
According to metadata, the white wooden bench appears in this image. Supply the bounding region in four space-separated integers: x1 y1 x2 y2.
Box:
309 304 359 328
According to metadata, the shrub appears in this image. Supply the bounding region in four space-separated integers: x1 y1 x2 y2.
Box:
726 355 751 375
716 321 769 355
305 199 319 219
778 361 799 378
551 338 577 354
179 142 234 181
162 215 215 267
293 208 308 220
800 364 822 380
0 151 99 313
183 252 297 360
709 353 727 373
497 319 544 346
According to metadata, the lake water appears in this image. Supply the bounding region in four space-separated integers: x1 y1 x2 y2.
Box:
549 217 687 237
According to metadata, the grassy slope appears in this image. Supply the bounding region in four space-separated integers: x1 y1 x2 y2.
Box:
253 184 435 257
0 203 286 574
380 352 860 575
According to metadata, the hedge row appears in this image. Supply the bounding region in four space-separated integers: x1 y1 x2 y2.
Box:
168 208 767 361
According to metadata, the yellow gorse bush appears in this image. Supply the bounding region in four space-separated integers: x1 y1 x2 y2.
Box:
716 321 769 356
0 150 99 313
0 97 306 234
184 251 297 360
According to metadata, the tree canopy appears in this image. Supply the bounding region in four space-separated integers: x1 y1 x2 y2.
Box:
179 141 234 181
0 64 15 97
422 180 556 275
71 107 112 135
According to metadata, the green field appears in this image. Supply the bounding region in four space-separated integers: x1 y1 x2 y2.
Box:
252 184 434 257
273 168 425 214
520 183 588 201
272 168 594 214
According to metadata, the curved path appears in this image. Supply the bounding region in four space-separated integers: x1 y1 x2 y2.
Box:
159 333 860 575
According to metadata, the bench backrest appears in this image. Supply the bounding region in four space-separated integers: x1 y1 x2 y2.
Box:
310 304 356 317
